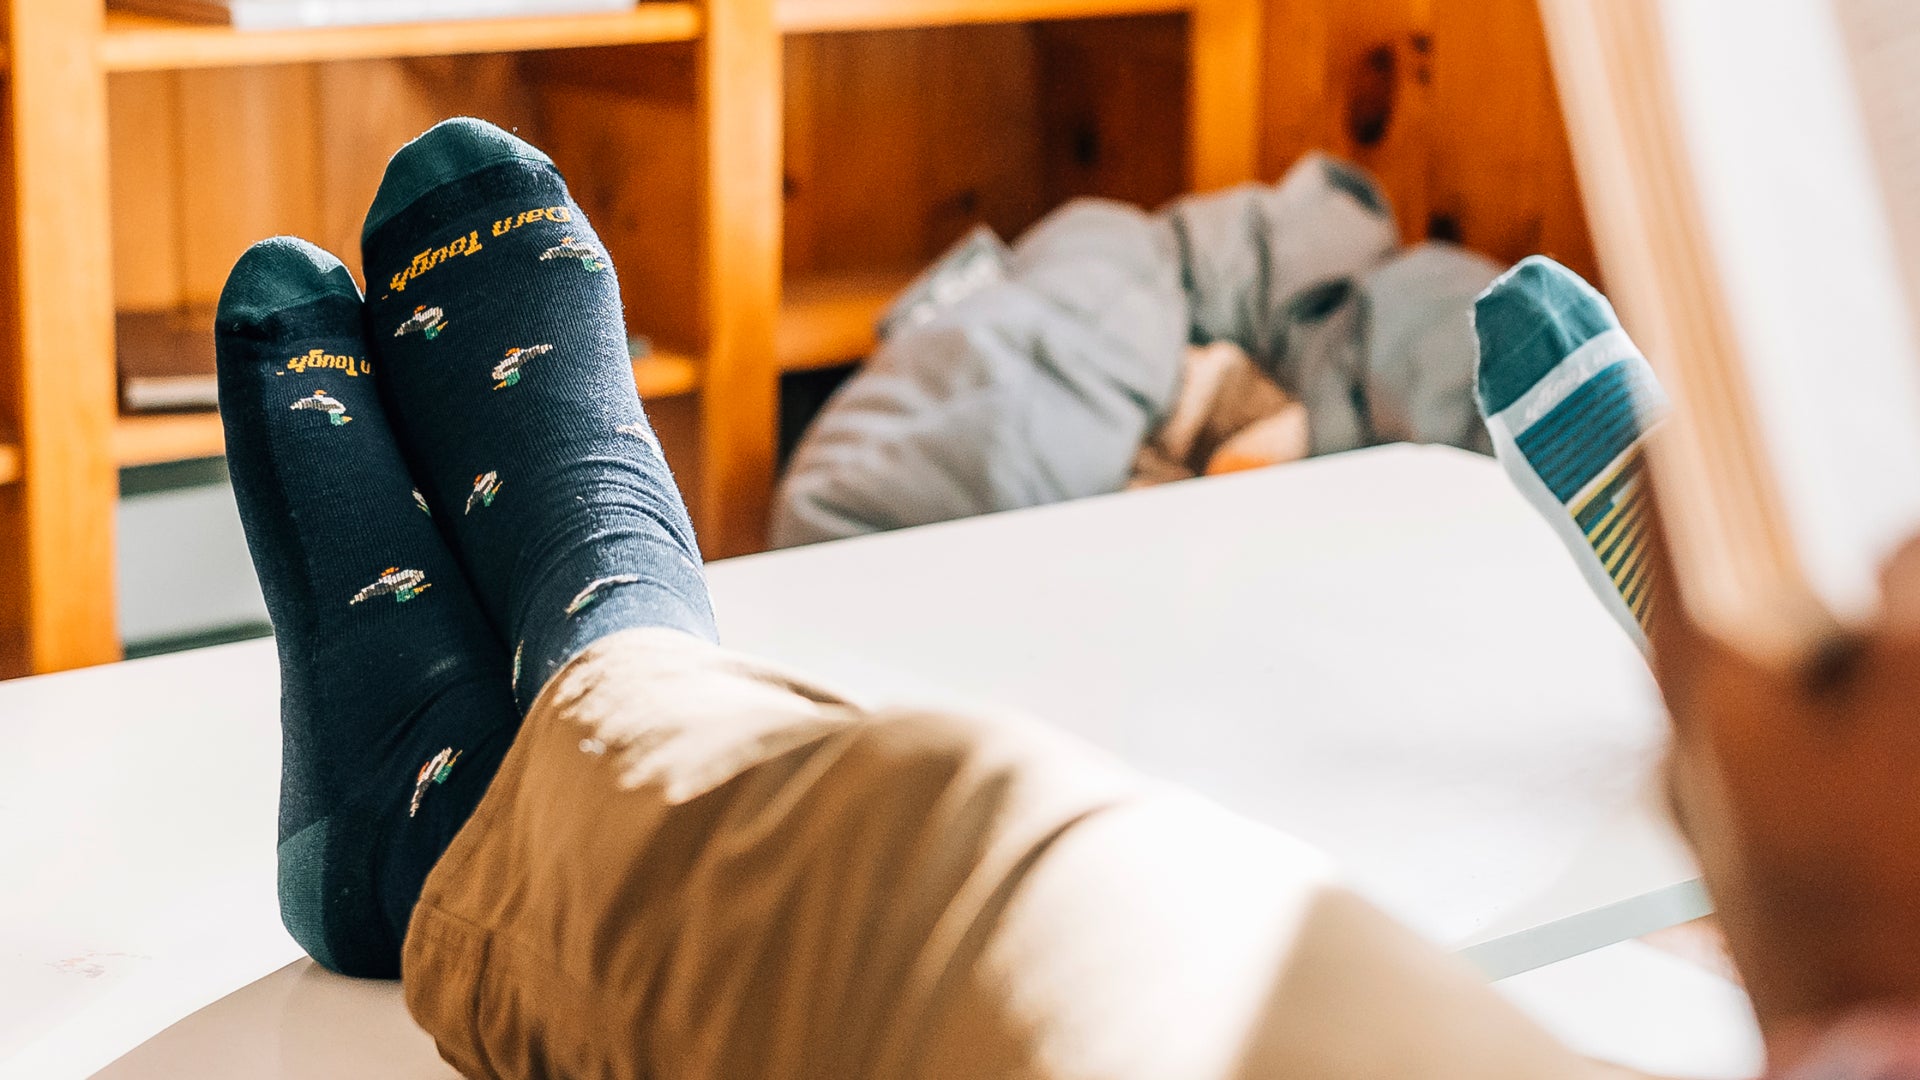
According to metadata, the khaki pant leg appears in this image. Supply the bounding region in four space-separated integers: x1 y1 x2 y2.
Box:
403 628 1625 1080
920 792 1640 1080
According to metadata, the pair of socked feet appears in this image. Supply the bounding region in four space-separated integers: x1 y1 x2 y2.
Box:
219 117 714 976
231 117 1665 979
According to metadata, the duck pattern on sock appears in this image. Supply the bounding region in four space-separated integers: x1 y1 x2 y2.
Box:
217 237 519 977
362 119 716 713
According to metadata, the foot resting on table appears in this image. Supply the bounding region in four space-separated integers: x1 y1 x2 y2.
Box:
1473 256 1669 648
216 237 519 977
362 117 717 713
218 119 720 975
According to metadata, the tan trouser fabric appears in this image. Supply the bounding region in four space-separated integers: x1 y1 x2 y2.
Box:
403 629 1627 1080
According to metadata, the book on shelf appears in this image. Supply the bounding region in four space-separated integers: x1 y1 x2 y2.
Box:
118 309 218 414
1539 0 1920 663
107 0 639 31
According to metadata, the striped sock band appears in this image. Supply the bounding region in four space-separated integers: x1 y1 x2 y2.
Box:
1474 257 1668 648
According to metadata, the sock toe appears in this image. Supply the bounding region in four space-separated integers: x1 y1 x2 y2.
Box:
1471 257 1668 647
364 117 554 245
1473 255 1622 416
218 236 363 330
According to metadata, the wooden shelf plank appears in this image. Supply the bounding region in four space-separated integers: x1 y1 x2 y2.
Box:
636 350 701 398
101 4 702 72
777 268 914 371
0 442 21 486
114 412 225 468
107 350 693 471
777 0 1191 34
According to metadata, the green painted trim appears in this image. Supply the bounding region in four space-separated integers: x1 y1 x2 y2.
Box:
124 621 272 659
120 455 230 497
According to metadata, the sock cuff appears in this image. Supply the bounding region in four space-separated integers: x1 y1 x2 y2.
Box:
363 118 555 246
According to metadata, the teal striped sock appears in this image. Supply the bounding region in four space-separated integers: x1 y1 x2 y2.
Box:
1474 257 1669 648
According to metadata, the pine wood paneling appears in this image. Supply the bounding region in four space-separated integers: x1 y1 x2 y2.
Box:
176 66 322 307
1258 0 1595 281
532 48 703 356
313 55 539 281
0 484 23 678
113 411 224 467
1260 0 1435 241
1428 0 1594 279
782 26 1045 277
1035 15 1187 211
107 72 183 312
107 57 542 302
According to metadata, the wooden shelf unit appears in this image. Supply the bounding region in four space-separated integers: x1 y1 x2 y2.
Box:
0 0 1261 675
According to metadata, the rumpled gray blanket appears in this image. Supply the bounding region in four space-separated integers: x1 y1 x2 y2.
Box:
771 155 1502 549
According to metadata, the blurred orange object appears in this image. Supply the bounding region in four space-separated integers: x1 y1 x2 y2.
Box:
1132 342 1309 486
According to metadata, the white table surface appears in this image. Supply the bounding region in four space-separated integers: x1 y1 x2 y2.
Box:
0 444 1705 1079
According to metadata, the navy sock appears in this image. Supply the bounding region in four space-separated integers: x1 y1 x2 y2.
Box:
361 119 716 710
217 238 520 977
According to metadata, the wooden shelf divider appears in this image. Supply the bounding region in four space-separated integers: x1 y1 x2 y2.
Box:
100 4 702 71
6 2 122 672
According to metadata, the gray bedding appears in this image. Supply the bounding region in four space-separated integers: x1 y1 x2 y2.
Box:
771 156 1503 549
